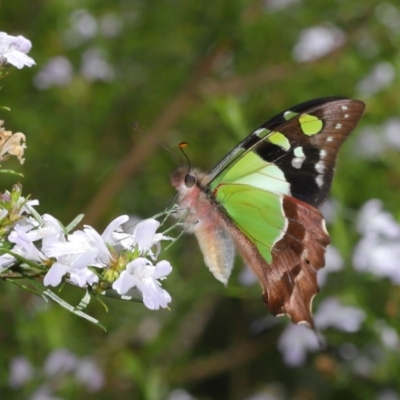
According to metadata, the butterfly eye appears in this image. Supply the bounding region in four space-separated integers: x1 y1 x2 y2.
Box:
184 173 196 188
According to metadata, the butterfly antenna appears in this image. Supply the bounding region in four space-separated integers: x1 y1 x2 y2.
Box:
132 122 181 164
178 142 192 171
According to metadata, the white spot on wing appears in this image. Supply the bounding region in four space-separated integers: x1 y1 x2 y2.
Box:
316 175 324 187
291 158 303 169
327 136 333 142
320 149 327 158
341 105 348 111
335 123 342 129
344 113 349 118
292 146 305 169
293 146 305 157
315 160 325 174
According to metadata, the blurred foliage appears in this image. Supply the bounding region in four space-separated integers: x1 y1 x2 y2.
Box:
1 0 400 399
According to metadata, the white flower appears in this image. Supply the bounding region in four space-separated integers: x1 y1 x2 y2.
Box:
356 199 400 238
314 297 365 332
293 25 346 62
43 349 103 392
0 32 35 69
8 356 33 388
44 349 77 376
353 236 400 284
8 224 47 263
0 253 16 272
81 47 114 82
278 324 320 367
357 62 395 96
74 357 104 391
101 214 129 245
33 56 73 90
43 260 70 287
115 218 172 259
69 267 99 287
43 229 105 287
278 297 365 366
43 215 128 287
375 320 399 350
22 214 63 242
112 257 172 310
0 214 63 272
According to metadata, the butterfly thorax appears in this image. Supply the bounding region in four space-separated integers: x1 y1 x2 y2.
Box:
170 166 217 231
171 165 235 284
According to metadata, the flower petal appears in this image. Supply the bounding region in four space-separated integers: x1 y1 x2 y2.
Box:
101 215 129 245
112 270 136 295
133 219 160 253
43 262 69 287
4 50 35 69
152 260 172 280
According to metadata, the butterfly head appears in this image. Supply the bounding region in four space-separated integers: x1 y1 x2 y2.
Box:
170 165 208 193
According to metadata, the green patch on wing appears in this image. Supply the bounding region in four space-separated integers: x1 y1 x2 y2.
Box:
267 132 290 151
215 184 286 263
299 113 323 136
211 152 290 195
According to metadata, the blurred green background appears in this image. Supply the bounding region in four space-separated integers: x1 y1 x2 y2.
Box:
1 0 400 399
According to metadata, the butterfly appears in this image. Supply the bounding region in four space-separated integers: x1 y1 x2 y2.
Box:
171 97 365 328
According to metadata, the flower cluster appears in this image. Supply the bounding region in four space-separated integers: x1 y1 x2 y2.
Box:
9 349 104 395
0 32 175 322
0 188 173 311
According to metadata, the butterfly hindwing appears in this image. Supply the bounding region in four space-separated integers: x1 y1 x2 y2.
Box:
214 183 330 327
266 195 330 327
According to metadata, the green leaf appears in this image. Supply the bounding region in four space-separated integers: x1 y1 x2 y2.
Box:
0 169 24 177
66 213 85 232
29 279 107 331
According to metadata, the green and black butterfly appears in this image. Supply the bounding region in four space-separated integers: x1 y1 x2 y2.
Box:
171 97 365 328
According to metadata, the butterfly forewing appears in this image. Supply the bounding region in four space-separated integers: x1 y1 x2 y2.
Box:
209 98 365 207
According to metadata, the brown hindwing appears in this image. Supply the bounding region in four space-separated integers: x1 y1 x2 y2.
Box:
262 196 330 327
220 194 330 328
